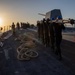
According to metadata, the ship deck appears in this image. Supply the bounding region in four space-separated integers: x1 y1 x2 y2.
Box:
0 29 75 75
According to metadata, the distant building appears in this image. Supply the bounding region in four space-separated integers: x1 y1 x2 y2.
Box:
45 9 62 19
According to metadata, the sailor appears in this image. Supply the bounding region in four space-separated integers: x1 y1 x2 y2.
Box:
54 16 65 60
12 22 16 36
40 20 45 44
49 18 55 50
37 21 41 39
44 18 50 47
42 18 47 46
16 22 20 30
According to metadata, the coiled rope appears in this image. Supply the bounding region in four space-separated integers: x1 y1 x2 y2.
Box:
16 34 38 61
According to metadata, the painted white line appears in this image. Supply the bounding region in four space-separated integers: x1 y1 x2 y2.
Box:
62 32 75 35
27 28 37 32
4 49 9 60
3 33 12 40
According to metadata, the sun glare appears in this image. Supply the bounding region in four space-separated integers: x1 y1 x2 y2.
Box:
0 18 3 26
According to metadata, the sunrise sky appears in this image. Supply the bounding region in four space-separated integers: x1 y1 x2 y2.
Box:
0 0 75 26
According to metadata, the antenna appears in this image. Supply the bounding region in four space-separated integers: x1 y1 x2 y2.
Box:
38 13 46 16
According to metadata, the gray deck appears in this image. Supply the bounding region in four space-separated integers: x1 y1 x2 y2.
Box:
0 29 75 75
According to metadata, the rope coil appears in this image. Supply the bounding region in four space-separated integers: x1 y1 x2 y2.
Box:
16 34 38 61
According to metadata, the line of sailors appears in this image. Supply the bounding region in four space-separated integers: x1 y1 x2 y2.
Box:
11 22 31 35
11 22 20 36
37 17 65 60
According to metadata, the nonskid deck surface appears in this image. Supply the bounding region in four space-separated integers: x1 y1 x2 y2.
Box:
0 29 75 75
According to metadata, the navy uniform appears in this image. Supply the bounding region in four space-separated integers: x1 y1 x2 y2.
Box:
41 20 45 44
16 22 20 30
42 19 48 46
12 22 16 36
54 17 65 60
44 19 50 47
49 18 55 50
37 21 41 39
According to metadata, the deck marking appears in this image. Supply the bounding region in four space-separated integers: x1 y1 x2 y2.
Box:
3 33 12 39
4 49 10 60
27 28 37 32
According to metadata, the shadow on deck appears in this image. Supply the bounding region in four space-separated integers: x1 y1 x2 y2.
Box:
0 30 75 75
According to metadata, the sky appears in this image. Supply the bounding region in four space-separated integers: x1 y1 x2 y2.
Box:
0 0 75 26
